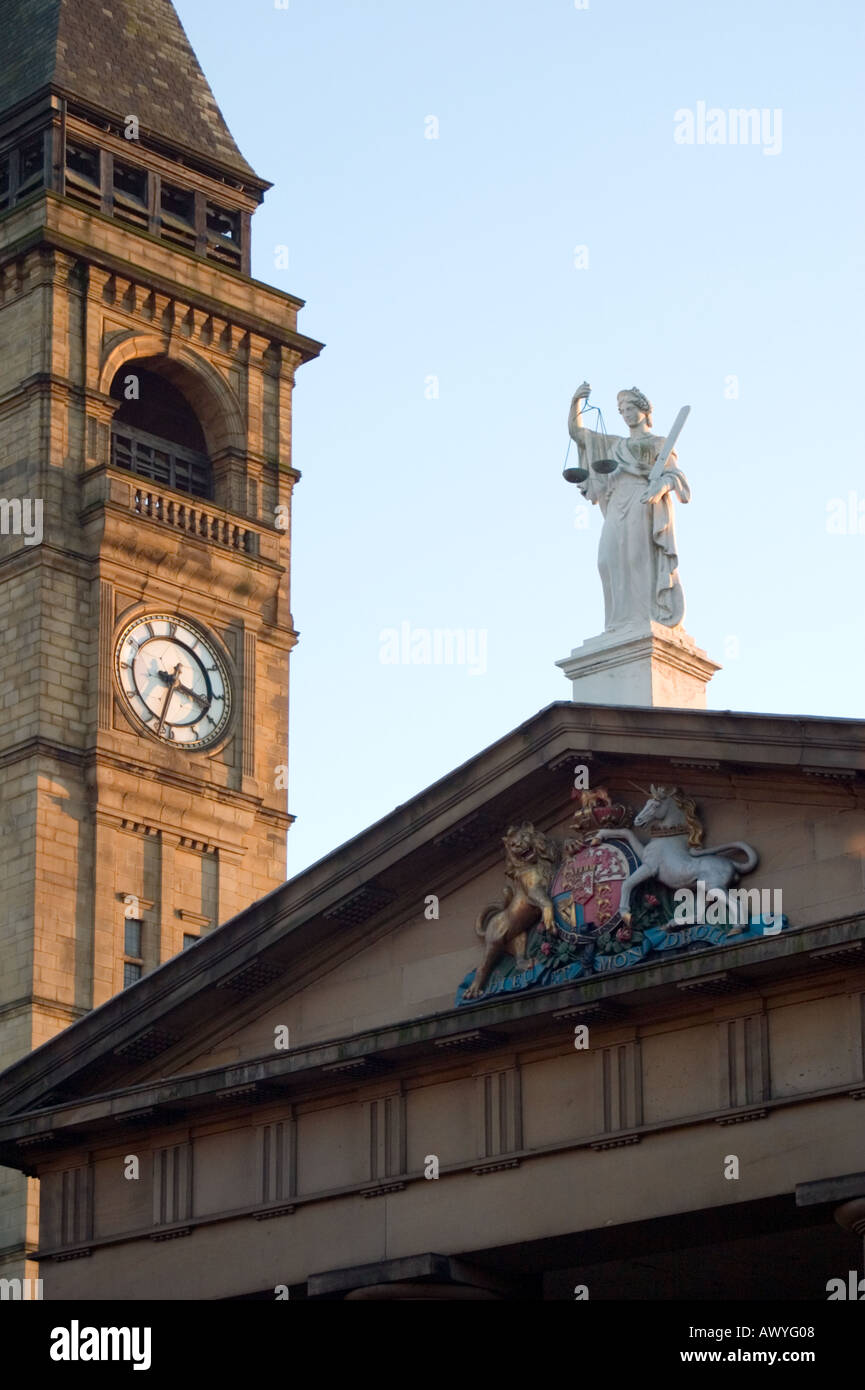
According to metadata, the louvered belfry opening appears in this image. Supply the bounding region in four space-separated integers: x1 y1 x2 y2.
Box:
109 367 213 500
0 0 264 270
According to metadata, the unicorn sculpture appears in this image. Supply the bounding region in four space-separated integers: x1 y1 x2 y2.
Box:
592 785 759 935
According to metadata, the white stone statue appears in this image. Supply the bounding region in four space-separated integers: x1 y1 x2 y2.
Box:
566 383 690 633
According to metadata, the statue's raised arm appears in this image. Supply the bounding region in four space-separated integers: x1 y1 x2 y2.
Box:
568 381 592 442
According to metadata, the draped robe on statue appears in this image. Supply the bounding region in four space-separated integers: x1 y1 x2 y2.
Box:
576 428 686 632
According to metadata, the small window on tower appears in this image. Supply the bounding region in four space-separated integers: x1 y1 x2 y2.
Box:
206 201 242 268
182 933 199 950
16 134 45 198
0 157 9 213
206 203 238 242
123 917 144 988
66 142 99 184
161 183 194 223
114 161 146 203
113 160 148 226
65 141 101 209
124 919 142 957
160 182 196 248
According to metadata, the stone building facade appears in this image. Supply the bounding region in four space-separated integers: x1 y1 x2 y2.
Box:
0 0 321 1280
0 0 863 1305
0 704 863 1299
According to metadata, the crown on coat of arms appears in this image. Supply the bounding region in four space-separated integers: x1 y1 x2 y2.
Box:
566 786 633 845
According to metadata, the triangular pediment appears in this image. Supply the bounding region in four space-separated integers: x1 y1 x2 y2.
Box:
0 702 862 1139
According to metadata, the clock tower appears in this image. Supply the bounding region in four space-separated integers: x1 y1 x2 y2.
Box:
0 0 321 1279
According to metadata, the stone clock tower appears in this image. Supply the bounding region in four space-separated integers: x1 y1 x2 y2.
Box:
0 0 321 1279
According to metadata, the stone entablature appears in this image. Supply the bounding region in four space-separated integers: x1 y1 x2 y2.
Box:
9 966 865 1293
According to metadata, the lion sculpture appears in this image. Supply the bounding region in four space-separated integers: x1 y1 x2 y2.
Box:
463 823 559 1000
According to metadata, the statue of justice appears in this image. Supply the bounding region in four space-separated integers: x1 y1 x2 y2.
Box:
564 383 691 634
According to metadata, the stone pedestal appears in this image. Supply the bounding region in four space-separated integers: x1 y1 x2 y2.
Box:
556 622 720 709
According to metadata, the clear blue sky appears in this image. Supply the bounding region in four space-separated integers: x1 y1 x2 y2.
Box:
175 0 865 874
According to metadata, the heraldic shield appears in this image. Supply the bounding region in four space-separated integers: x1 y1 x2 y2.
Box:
552 837 641 944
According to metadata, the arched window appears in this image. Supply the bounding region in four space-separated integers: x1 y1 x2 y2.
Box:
110 368 212 498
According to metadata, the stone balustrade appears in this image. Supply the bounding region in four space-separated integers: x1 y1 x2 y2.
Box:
132 486 254 552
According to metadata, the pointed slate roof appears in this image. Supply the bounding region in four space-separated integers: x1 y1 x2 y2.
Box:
0 0 259 181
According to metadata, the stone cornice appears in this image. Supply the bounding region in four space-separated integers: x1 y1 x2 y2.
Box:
0 738 86 771
87 750 279 817
0 197 324 361
0 543 93 582
0 740 291 832
1 911 863 1167
0 997 88 1025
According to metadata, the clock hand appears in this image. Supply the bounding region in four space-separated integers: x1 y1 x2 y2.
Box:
155 663 182 736
173 680 209 709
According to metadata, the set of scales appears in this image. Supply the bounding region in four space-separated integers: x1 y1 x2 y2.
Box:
561 386 691 491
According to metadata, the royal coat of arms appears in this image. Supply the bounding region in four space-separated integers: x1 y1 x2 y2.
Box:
456 784 787 1005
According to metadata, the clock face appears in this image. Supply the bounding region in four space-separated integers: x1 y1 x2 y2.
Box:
115 615 232 750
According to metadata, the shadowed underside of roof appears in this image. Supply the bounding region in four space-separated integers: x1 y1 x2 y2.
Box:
0 0 259 180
